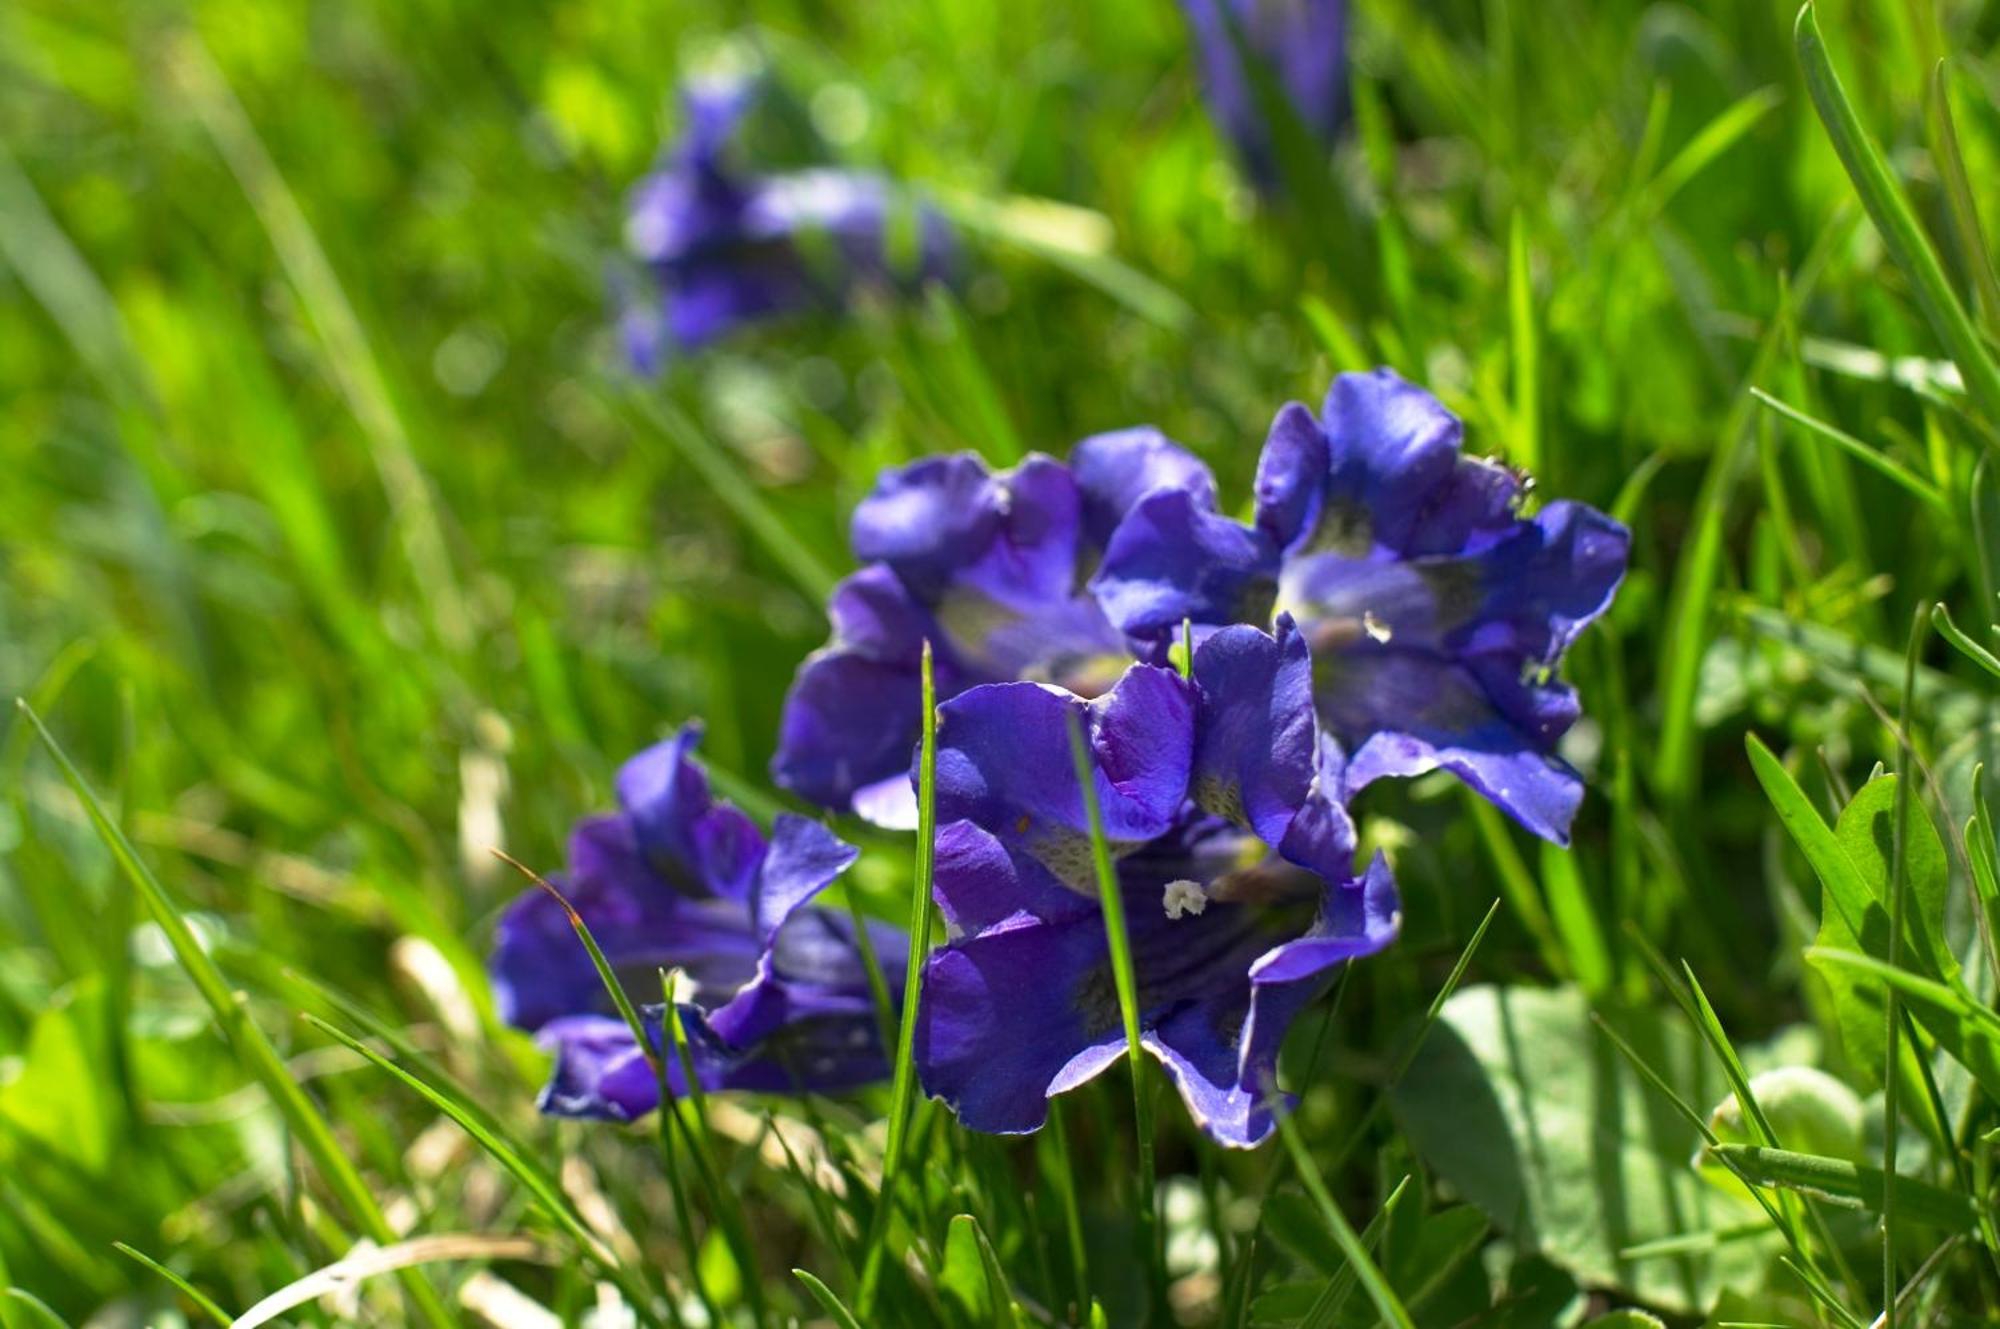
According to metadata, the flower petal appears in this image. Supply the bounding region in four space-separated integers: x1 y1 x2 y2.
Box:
772 649 924 815
916 911 1123 1134
616 728 765 901
1189 617 1320 848
753 815 861 943
1316 369 1524 557
933 819 1096 938
934 667 1194 889
1091 487 1279 638
851 454 1006 594
535 1014 661 1122
1070 426 1218 547
1323 652 1586 843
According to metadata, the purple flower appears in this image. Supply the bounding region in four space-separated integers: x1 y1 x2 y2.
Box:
773 431 1217 828
914 620 1399 1148
491 726 902 1121
1181 0 1347 185
1091 369 1629 845
621 76 954 368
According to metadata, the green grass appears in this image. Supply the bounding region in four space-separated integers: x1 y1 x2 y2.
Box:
9 0 2000 1323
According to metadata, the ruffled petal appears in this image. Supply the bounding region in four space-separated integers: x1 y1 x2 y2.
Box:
915 911 1123 1134
1189 617 1319 848
1091 488 1280 638
535 1014 662 1123
616 728 765 901
851 454 1006 594
1314 369 1526 558
1070 426 1218 548
1323 652 1586 844
752 815 861 943
772 649 924 814
1253 402 1331 550
933 667 1194 889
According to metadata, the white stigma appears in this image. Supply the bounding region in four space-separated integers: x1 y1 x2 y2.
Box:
1162 879 1208 920
1362 610 1392 643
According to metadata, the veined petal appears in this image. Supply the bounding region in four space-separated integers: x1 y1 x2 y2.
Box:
933 819 1097 938
1325 652 1585 844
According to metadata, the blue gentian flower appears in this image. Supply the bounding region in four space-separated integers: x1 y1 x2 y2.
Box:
491 726 902 1121
1181 0 1348 185
1091 369 1630 845
773 431 1217 828
914 619 1399 1148
621 76 955 368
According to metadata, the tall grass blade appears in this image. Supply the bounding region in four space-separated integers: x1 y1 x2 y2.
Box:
111 1244 230 1327
1065 706 1163 1317
1795 3 2000 430
16 701 455 1329
1268 1107 1415 1329
857 640 940 1314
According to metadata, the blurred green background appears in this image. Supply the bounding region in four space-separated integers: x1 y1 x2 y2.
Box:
7 0 2000 1323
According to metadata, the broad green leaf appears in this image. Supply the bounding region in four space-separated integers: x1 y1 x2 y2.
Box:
1390 985 1763 1314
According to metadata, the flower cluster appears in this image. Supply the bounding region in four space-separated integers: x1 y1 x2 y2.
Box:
620 75 954 369
492 368 1626 1148
492 726 901 1121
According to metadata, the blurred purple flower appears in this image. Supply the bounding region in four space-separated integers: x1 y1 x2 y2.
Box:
1181 0 1348 184
913 620 1399 1147
621 76 954 368
772 430 1215 828
491 725 902 1121
1092 369 1629 845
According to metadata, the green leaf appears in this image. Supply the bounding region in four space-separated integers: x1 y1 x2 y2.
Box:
1805 948 2000 1103
1705 1144 1978 1231
1391 985 1763 1314
939 1216 994 1326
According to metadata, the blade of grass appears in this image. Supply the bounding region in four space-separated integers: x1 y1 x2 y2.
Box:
1508 210 1540 474
1268 1107 1415 1329
16 700 455 1329
794 1269 866 1329
1065 702 1164 1319
1591 1012 1867 1329
1298 1176 1411 1329
1751 389 1946 510
623 390 839 602
230 1234 555 1329
0 1291 71 1329
657 967 768 1329
1795 3 2000 430
112 1244 230 1327
859 640 941 1315
167 31 472 655
301 1014 666 1327
1931 603 2000 681
1881 606 1925 1328
1925 61 2000 339
1707 1146 1978 1231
